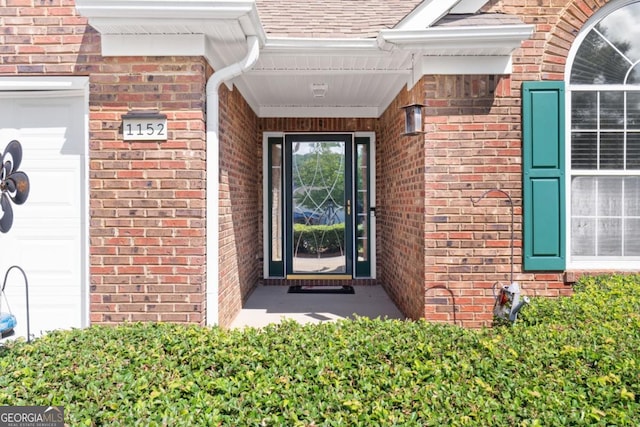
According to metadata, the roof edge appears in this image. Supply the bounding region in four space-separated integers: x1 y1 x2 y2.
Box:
395 0 461 30
264 37 380 52
75 0 256 19
380 24 534 48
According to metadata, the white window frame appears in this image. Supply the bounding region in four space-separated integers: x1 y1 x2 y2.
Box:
566 0 640 270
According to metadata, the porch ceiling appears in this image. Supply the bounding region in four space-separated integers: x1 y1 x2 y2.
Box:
76 0 534 118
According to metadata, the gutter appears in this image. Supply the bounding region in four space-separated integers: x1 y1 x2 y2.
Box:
205 35 260 326
75 0 257 20
378 25 535 51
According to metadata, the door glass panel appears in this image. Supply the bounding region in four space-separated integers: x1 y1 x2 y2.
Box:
291 139 346 274
356 144 368 263
270 143 283 263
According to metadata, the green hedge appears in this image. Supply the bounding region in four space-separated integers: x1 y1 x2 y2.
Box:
292 224 366 255
293 223 344 254
1 275 639 426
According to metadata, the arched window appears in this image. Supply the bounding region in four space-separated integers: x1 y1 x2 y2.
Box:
568 0 640 266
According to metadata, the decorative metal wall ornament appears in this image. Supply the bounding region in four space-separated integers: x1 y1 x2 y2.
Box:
0 140 30 233
471 188 529 324
0 140 31 342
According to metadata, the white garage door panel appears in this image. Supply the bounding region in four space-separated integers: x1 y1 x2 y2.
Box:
13 230 79 272
0 92 86 341
18 167 82 219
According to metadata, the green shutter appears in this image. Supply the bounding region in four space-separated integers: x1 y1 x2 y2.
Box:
522 81 566 271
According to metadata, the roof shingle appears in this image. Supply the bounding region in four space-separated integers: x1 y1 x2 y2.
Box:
255 0 423 38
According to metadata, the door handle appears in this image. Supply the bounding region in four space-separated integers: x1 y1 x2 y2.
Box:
347 200 351 215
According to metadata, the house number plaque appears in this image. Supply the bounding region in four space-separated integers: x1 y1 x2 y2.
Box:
122 111 167 141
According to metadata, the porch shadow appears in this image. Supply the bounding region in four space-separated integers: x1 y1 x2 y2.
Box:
229 285 405 329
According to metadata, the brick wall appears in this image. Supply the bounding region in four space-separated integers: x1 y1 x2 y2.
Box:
416 0 611 327
376 83 427 320
0 0 91 75
2 0 622 329
0 1 209 325
217 85 261 327
421 74 528 327
88 56 208 324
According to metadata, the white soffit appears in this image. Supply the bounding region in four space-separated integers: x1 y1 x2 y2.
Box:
76 0 534 118
75 0 265 68
234 38 412 118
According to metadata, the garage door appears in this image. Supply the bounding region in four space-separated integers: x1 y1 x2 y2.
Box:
0 91 87 340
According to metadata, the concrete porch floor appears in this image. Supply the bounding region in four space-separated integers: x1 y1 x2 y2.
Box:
230 285 406 329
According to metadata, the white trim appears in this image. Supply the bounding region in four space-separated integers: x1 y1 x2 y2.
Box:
0 90 87 99
247 69 410 76
565 0 640 271
258 106 383 118
264 37 381 52
0 76 89 92
450 0 489 14
101 34 207 57
81 83 91 329
75 0 257 20
395 0 461 30
567 84 640 91
380 25 534 53
77 0 267 57
420 56 513 75
570 260 640 271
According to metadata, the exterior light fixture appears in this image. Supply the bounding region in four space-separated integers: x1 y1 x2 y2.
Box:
402 103 425 136
311 83 328 98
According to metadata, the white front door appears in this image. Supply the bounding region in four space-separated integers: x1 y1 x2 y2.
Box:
0 90 87 340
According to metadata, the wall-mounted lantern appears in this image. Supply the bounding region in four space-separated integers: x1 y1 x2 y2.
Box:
122 111 168 141
402 103 425 136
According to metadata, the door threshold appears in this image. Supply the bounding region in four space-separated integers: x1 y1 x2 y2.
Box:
288 285 355 294
286 274 352 280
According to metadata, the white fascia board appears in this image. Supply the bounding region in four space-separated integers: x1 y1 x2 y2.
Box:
247 68 410 76
396 0 461 30
0 76 89 92
450 0 489 14
380 25 534 49
259 105 381 118
75 0 256 20
76 0 267 49
101 34 207 57
264 37 380 53
420 55 513 75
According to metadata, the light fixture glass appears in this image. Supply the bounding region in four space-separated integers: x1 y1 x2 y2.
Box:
402 103 425 136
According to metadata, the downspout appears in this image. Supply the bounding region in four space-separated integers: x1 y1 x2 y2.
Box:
206 35 259 326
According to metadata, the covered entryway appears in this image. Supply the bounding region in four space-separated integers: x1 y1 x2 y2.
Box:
77 0 534 327
0 78 89 340
265 133 375 279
